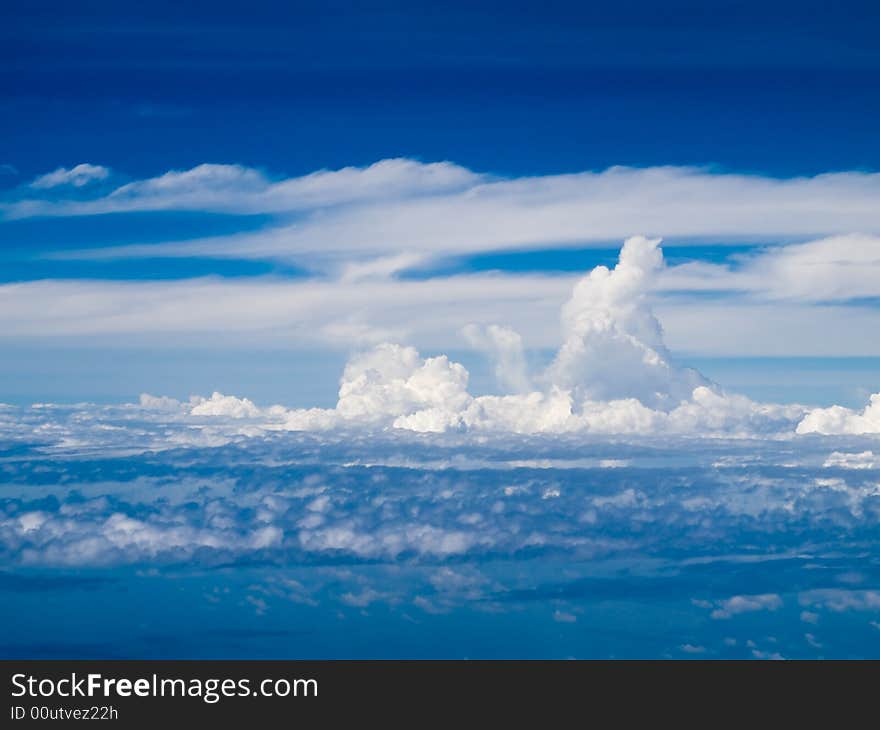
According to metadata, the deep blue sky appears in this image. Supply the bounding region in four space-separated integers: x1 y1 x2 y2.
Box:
5 3 880 664
2 0 879 179
2 1 880 407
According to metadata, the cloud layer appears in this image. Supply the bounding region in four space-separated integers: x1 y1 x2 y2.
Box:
7 162 880 261
2 399 879 570
186 238 814 436
4 158 880 363
110 237 871 437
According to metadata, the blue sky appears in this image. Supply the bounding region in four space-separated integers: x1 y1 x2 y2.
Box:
4 1 880 660
3 0 880 178
1 0 880 410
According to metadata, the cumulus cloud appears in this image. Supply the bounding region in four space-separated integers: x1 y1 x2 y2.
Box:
91 237 821 438
189 392 264 419
266 238 803 436
797 393 880 435
0 233 875 436
545 235 706 407
80 240 772 438
29 163 110 189
823 451 877 469
4 404 880 573
709 594 784 619
334 344 472 428
140 391 292 420
7 160 880 366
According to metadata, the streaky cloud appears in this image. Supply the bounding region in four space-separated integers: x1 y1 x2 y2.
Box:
29 163 110 190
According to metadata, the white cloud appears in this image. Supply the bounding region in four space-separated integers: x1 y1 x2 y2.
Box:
29 163 110 189
217 238 806 437
659 234 880 303
8 158 479 218
679 643 706 654
823 451 877 469
0 271 569 348
709 594 783 619
139 393 183 412
5 228 880 358
189 392 264 419
12 237 860 437
334 343 472 428
797 393 880 435
655 300 880 356
8 160 880 393
799 590 880 613
544 235 706 407
6 163 880 265
3 392 880 572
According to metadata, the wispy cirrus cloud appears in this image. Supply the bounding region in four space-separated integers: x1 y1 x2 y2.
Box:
4 235 880 359
4 160 880 383
29 163 110 190
6 161 880 264
5 158 481 219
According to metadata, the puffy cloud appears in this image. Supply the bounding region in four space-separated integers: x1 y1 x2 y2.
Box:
797 393 880 435
7 161 880 381
29 163 110 189
335 344 472 425
823 451 877 469
709 594 783 619
142 391 291 421
40 238 802 438
545 236 706 407
4 410 880 572
0 235 874 438
260 238 805 436
460 389 582 434
189 392 264 419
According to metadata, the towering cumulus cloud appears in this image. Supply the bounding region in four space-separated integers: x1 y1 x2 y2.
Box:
218 236 799 436
545 235 705 406
134 236 879 437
